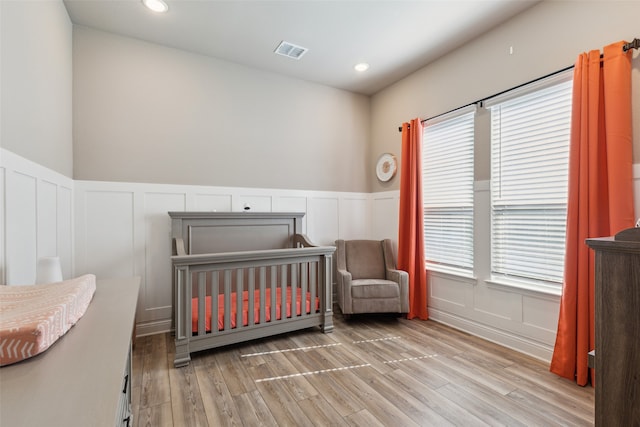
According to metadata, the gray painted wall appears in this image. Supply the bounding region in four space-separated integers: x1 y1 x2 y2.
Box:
371 1 640 192
72 27 371 192
4 1 639 194
1 0 73 178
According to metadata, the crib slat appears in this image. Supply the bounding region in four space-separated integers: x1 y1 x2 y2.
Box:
301 262 308 317
236 269 243 331
211 271 219 333
248 268 255 326
290 263 297 318
197 272 206 335
259 267 266 324
310 261 317 314
224 270 232 331
280 264 287 321
270 266 277 322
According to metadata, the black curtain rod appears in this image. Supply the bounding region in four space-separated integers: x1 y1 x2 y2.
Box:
397 63 573 132
623 38 640 52
399 38 640 132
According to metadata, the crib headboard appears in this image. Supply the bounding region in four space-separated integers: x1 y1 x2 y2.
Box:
169 212 305 256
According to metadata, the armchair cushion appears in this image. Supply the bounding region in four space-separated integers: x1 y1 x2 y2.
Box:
345 240 386 280
351 279 400 299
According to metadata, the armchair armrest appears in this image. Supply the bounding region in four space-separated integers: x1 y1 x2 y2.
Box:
335 268 353 314
336 268 352 283
386 268 409 313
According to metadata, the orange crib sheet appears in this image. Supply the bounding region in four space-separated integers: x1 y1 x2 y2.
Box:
192 287 319 333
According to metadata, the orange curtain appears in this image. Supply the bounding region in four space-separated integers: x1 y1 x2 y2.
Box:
550 41 635 386
398 119 429 320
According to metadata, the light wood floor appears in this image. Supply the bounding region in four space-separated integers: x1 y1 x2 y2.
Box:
131 313 594 427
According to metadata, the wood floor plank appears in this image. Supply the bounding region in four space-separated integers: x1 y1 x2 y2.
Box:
297 393 350 427
506 387 594 425
213 346 256 397
168 362 208 427
293 360 366 418
134 402 174 427
194 357 244 426
326 368 422 427
140 334 171 408
435 382 529 426
132 317 594 427
358 367 458 426
383 367 487 426
433 362 583 426
433 353 518 395
344 409 386 427
503 363 595 405
232 390 278 427
254 378 315 427
499 364 595 418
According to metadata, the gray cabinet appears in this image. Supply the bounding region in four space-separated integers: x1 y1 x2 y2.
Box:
0 277 140 426
587 228 640 426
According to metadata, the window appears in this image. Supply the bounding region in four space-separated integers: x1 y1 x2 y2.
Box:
422 106 475 273
487 72 573 290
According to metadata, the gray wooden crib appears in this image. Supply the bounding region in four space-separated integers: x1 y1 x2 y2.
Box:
170 212 335 367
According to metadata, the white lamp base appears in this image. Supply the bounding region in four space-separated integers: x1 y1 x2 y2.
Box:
36 256 63 284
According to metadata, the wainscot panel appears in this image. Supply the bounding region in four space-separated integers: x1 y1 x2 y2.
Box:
1 149 74 285
143 192 187 324
339 196 369 241
307 197 339 246
371 191 400 242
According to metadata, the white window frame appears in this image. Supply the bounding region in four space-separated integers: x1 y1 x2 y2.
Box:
485 70 573 295
422 105 476 276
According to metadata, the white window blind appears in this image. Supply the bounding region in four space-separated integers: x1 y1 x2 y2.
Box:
422 107 475 272
488 73 573 287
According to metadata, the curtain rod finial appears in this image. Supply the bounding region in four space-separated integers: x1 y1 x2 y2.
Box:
623 38 640 52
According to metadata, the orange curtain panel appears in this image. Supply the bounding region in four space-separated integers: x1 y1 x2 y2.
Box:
550 41 635 386
398 119 429 320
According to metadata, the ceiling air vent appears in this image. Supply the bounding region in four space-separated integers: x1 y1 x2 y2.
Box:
274 41 308 60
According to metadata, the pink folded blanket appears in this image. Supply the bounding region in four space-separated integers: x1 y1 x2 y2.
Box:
0 274 96 366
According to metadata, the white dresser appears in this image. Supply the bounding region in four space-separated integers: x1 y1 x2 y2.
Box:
0 277 140 427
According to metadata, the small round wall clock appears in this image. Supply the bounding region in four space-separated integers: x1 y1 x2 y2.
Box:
376 153 397 182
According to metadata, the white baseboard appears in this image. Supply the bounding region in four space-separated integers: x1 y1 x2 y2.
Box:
428 308 554 363
135 319 172 338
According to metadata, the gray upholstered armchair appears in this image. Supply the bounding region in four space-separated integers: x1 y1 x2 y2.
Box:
335 239 409 316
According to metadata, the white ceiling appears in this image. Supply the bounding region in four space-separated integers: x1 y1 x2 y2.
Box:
63 0 539 96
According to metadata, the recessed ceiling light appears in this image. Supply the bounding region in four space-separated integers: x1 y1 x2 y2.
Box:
354 63 370 72
142 0 168 13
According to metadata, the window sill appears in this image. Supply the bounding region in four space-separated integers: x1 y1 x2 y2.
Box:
485 276 562 298
426 264 476 282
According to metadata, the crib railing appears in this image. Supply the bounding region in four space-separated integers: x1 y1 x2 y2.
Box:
172 246 334 367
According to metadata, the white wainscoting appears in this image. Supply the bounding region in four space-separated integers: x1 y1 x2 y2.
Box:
371 191 400 241
0 149 74 285
4 148 640 361
74 180 372 336
428 176 640 363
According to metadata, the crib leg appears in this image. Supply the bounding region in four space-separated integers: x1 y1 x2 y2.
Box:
321 311 334 333
174 339 191 368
